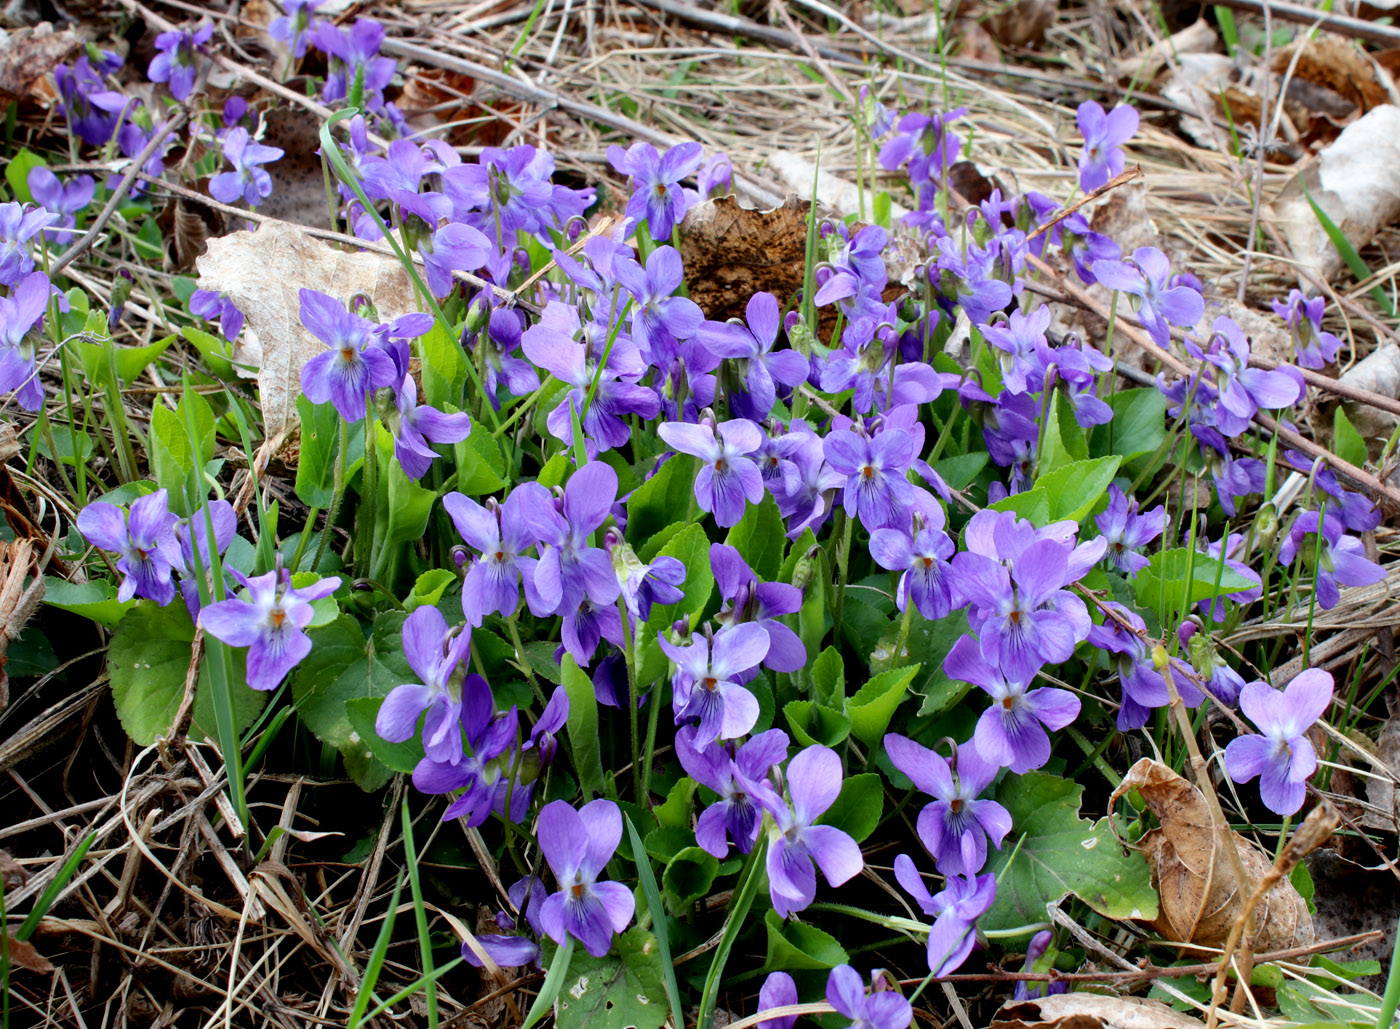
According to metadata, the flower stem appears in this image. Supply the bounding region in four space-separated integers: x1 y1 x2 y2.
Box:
313 416 351 572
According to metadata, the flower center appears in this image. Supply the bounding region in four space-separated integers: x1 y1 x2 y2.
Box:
703 676 719 692
270 607 286 629
340 346 356 362
571 882 585 899
861 465 875 480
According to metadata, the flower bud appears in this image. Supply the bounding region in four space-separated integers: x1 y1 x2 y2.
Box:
1151 644 1170 670
1254 503 1279 547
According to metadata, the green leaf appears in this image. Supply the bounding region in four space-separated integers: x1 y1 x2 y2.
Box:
662 846 719 912
1101 389 1167 463
180 325 238 379
74 334 178 385
1035 456 1121 523
562 653 606 798
345 696 425 774
295 395 340 507
724 494 786 581
934 452 989 491
817 772 883 843
291 614 410 749
1133 547 1258 625
551 928 669 1029
845 664 918 746
783 699 851 748
642 522 714 638
419 322 466 409
404 568 457 612
627 454 691 544
981 771 1157 932
1039 392 1089 478
903 614 972 717
537 451 571 489
42 576 134 626
149 404 195 513
1333 407 1369 469
988 487 1049 526
762 909 847 971
5 149 46 204
810 646 844 707
378 425 437 545
654 777 696 829
453 421 506 496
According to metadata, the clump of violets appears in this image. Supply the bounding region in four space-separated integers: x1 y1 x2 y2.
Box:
608 141 704 239
198 567 342 691
209 129 285 208
148 24 213 101
1278 510 1386 610
1225 670 1332 815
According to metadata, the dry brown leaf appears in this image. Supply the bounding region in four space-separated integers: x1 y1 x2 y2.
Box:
982 0 1057 49
0 851 25 890
1273 36 1391 119
990 994 1207 1029
1111 758 1313 950
5 935 54 974
0 25 81 107
678 195 820 322
1269 104 1400 287
195 221 421 440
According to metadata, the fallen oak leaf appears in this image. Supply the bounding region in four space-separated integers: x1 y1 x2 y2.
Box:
4 934 54 974
1111 758 1313 951
990 992 1207 1029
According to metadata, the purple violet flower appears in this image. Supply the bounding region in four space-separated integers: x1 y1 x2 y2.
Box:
1225 670 1333 815
711 543 806 672
1087 602 1203 730
0 270 53 410
375 605 473 764
297 289 400 422
209 128 285 208
1014 931 1066 1000
825 966 912 1029
1095 484 1166 575
1076 101 1139 192
607 141 704 239
944 635 1080 773
884 734 1011 875
675 725 788 857
1278 510 1387 610
658 417 765 528
517 462 620 619
76 489 183 606
606 530 686 622
615 245 704 366
189 289 245 342
823 426 918 532
893 858 997 977
0 203 59 288
148 24 213 101
758 971 799 1029
661 624 769 745
869 512 957 621
694 292 808 421
198 567 342 691
1273 290 1342 370
53 58 127 147
750 744 864 918
313 18 397 108
1093 247 1204 348
1185 316 1304 436
413 678 519 824
27 168 95 244
270 0 324 58
537 798 635 958
984 306 1051 395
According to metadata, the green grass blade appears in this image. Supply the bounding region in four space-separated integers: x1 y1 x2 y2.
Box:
625 814 684 1029
348 875 403 1029
357 957 465 1026
697 834 768 1029
16 831 96 941
1303 185 1397 316
401 798 438 1029
521 936 575 1029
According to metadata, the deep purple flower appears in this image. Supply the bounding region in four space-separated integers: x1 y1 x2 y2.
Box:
392 191 492 298
1076 101 1139 192
148 24 213 101
115 111 175 184
944 635 1080 773
1278 510 1386 610
27 168 95 244
1014 931 1066 1000
885 734 1010 875
984 306 1051 395
952 540 1093 686
517 462 620 621
174 500 239 619
380 339 472 479
676 725 788 857
1191 425 1265 518
751 745 863 918
270 0 324 58
814 225 890 307
0 203 59 288
412 677 519 824
53 58 127 146
209 128 285 207
537 799 635 957
1273 290 1342 369
893 858 997 977
1225 670 1333 815
823 426 918 532
758 971 799 1029
825 965 912 1029
1186 317 1304 435
0 270 53 410
879 110 962 182
608 531 686 622
189 289 246 342
297 289 399 421
711 543 806 672
1095 484 1165 575
615 245 704 365
198 567 341 690
441 145 557 239
1087 603 1203 730
77 489 182 606
1093 247 1203 348
869 513 957 621
607 141 704 239
774 424 846 539
661 624 769 745
375 605 472 764
694 292 808 420
313 18 397 108
658 418 765 527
